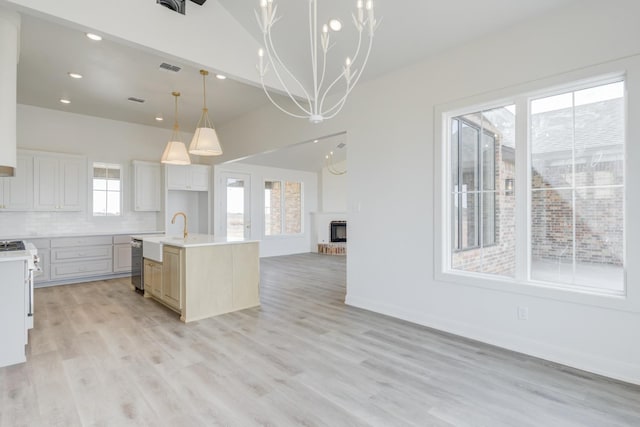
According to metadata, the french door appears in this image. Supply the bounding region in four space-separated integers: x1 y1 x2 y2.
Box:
220 173 251 239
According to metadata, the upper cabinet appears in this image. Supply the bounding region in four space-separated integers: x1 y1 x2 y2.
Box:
0 153 33 211
133 161 161 211
33 153 86 211
166 164 210 191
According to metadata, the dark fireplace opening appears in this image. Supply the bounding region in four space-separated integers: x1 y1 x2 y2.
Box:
330 221 347 243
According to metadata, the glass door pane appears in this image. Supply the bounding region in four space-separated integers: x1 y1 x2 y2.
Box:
223 174 251 239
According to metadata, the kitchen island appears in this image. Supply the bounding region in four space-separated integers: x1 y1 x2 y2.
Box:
137 234 260 323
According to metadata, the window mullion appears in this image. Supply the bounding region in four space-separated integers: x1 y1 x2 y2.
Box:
515 97 529 282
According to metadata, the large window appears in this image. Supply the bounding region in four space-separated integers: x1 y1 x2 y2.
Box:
444 79 625 295
92 163 121 216
264 180 302 236
530 81 625 291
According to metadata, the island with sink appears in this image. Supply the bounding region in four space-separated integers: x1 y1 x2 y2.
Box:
135 233 260 323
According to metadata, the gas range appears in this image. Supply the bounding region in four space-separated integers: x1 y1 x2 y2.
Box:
0 240 26 252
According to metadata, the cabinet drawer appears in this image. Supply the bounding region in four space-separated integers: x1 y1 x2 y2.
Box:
51 245 112 262
51 236 112 248
50 259 113 280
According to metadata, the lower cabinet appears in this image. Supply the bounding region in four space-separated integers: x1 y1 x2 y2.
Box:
28 234 135 286
161 246 183 311
50 237 113 281
144 259 163 299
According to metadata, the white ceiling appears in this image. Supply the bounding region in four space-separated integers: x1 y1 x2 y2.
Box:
15 0 578 170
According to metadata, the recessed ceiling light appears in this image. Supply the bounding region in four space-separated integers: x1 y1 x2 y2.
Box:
215 74 227 80
60 98 71 104
155 115 164 122
313 140 319 143
86 33 102 41
68 72 83 79
329 19 342 32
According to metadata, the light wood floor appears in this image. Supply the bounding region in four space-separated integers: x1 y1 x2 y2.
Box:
2 253 639 426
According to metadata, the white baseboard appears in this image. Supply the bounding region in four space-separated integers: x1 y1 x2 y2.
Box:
345 293 640 386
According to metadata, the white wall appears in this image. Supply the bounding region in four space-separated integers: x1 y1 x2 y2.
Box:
320 160 347 213
213 162 318 257
2 104 174 237
215 0 640 384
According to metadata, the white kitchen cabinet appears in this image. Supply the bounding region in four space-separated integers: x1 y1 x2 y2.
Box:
49 236 113 281
133 161 161 211
0 153 33 211
0 259 27 368
166 164 210 191
113 235 132 273
33 154 86 211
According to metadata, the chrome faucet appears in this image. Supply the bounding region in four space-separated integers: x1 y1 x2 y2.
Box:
171 211 188 239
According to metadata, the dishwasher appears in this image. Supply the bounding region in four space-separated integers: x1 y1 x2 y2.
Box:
131 238 144 294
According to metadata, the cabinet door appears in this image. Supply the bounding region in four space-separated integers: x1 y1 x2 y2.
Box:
151 262 162 299
113 244 132 273
166 165 189 190
1 154 33 210
161 246 182 310
58 157 84 211
189 165 210 191
33 156 59 210
134 162 161 211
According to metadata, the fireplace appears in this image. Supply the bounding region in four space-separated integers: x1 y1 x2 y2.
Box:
330 221 347 243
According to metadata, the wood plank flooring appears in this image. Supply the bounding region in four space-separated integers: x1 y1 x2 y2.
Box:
1 253 639 426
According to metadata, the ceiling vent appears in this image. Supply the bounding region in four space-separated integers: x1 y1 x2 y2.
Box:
128 97 145 103
337 142 347 149
160 62 182 73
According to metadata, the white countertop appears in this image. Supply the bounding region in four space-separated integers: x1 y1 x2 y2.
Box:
142 234 259 248
2 230 164 240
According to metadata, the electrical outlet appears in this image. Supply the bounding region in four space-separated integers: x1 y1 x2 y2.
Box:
517 306 529 320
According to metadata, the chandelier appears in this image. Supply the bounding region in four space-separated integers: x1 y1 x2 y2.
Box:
325 150 346 175
256 0 379 124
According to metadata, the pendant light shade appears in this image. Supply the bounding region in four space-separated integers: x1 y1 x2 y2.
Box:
161 92 191 165
161 140 190 165
189 70 223 156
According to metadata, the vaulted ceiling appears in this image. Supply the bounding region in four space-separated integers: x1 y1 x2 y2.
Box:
11 0 578 169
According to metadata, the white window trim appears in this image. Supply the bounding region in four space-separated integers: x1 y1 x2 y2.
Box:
91 162 124 218
434 57 640 313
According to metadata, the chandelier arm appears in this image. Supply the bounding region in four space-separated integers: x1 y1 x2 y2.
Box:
322 95 349 120
318 28 363 114
310 0 320 116
317 42 329 98
259 76 311 119
265 30 313 114
326 155 346 175
321 34 374 118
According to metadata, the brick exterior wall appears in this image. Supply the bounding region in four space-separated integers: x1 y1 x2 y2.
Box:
452 141 516 277
284 182 302 234
266 181 302 235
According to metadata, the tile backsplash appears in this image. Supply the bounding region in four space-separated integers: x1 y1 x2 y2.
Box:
0 211 162 238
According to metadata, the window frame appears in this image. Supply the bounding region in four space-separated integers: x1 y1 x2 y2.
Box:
434 62 637 313
263 179 304 238
91 162 123 217
451 116 498 253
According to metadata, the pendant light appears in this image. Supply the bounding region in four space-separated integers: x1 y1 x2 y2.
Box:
189 70 223 156
161 92 191 165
